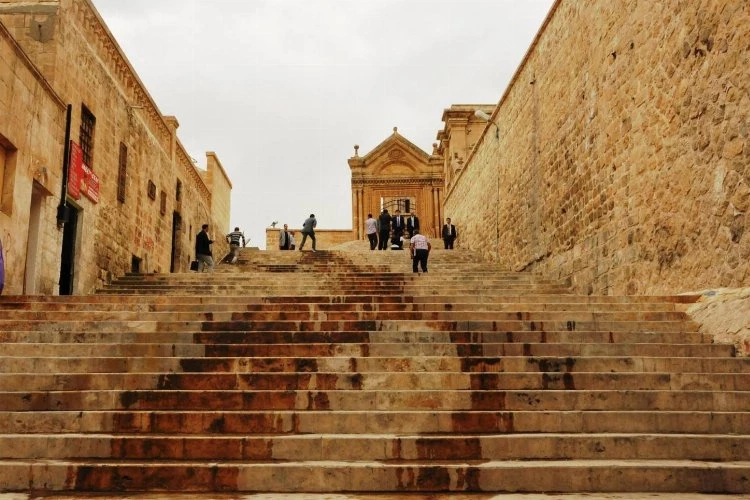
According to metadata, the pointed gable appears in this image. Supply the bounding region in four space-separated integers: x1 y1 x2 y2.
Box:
348 127 432 177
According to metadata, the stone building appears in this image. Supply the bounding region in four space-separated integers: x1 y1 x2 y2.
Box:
437 104 496 193
349 127 444 239
0 0 231 295
444 0 750 295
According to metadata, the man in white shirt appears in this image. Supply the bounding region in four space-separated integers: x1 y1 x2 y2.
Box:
409 229 431 273
364 213 378 250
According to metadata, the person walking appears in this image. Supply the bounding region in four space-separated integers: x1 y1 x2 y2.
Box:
225 227 246 264
195 224 215 272
299 214 317 252
377 209 391 250
406 212 420 238
392 209 405 249
442 217 458 249
278 224 293 250
410 229 431 273
364 213 378 250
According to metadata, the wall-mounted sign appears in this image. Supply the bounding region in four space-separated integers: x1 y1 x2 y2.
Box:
81 163 100 203
67 140 83 200
67 140 99 204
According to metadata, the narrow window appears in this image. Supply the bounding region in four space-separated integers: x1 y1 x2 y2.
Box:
160 190 167 216
176 179 182 201
147 180 156 200
117 142 127 203
79 105 96 167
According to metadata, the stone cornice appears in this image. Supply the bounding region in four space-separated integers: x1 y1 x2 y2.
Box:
352 176 444 187
70 0 212 204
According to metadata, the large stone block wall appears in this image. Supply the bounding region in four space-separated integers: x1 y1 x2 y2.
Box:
0 21 65 295
445 0 750 295
0 0 232 293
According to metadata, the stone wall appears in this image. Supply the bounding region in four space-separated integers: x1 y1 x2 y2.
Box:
0 0 232 294
444 0 750 295
0 20 66 295
266 228 355 251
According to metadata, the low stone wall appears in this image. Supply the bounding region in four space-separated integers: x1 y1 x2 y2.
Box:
265 228 355 251
444 0 749 295
687 288 750 357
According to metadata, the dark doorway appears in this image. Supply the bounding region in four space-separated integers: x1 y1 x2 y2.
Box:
170 211 182 273
58 204 80 295
131 255 142 274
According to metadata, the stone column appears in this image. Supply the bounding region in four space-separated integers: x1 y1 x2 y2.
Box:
352 189 360 240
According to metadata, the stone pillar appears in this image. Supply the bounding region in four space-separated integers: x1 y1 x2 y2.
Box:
352 189 360 240
432 188 440 238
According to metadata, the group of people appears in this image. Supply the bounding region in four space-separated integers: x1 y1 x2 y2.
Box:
364 209 458 273
194 224 247 272
365 209 420 251
193 211 456 274
278 214 317 252
193 214 319 272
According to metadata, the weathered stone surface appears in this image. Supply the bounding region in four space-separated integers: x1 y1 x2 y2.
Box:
687 287 750 356
0 0 231 294
444 0 750 296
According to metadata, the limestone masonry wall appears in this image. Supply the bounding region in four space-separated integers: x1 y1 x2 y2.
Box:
445 0 750 295
0 0 231 294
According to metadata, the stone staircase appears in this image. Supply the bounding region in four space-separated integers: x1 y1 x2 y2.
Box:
0 246 748 494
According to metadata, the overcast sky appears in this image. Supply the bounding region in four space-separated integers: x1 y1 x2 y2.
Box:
92 0 554 248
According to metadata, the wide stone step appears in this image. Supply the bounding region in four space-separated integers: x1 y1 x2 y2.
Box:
0 371 746 392
1 459 747 492
3 410 748 435
0 301 687 314
0 329 712 345
1 433 748 461
0 293 700 305
0 310 692 322
2 356 745 374
2 389 749 411
0 319 700 333
0 341 732 358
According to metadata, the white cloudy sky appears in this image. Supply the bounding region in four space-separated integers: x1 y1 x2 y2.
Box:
92 0 554 248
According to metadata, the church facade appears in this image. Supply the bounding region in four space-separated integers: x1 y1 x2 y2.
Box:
348 127 445 239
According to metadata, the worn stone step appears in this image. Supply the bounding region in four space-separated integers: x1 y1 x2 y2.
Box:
0 459 747 492
3 410 748 435
0 300 687 313
0 310 692 323
0 371 746 392
0 330 713 345
0 433 748 461
2 356 745 374
0 319 700 333
0 341 732 358
2 389 748 411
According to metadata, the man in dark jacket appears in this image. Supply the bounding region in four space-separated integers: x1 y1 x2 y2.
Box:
299 214 317 252
406 212 420 238
377 209 391 250
442 218 458 249
195 224 214 272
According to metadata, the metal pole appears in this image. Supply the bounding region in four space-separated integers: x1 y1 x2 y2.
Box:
57 104 72 226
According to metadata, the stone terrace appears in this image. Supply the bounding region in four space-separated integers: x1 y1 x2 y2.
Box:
0 245 748 494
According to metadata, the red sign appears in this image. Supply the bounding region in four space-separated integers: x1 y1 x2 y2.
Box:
68 141 83 200
81 163 100 204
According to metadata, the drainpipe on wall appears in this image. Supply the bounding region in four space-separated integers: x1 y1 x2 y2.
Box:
56 104 72 227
